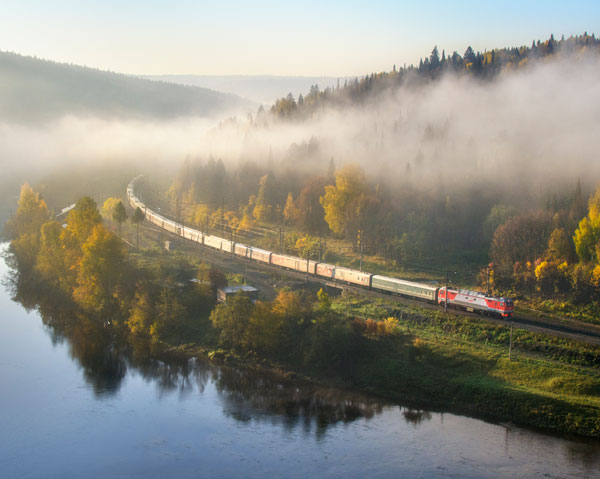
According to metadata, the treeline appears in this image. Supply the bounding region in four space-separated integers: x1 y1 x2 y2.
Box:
210 288 401 377
167 157 495 266
5 184 215 343
5 181 407 377
490 182 600 306
7 184 600 438
0 50 251 123
265 33 600 120
167 155 600 311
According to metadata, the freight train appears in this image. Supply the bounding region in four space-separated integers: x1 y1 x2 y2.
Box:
127 177 514 319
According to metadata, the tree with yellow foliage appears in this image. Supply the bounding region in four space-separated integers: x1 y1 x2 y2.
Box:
127 286 153 337
271 288 307 319
6 183 50 238
283 192 300 225
101 197 122 220
573 187 600 262
63 197 102 249
253 174 276 223
193 204 210 227
35 220 69 290
73 224 126 314
320 164 368 237
294 234 319 258
5 183 51 270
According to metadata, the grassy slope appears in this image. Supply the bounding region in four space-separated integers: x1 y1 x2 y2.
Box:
332 293 600 437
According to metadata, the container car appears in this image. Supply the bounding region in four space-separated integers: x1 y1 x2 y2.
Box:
234 243 249 258
235 244 271 264
203 234 224 251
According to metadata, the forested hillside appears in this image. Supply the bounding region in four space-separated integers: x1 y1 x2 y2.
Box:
266 33 599 119
164 33 600 317
0 51 253 123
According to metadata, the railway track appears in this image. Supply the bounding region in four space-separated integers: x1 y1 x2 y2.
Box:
142 220 600 346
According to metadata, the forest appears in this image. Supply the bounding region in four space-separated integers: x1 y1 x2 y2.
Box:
267 33 600 120
163 154 600 317
154 32 600 321
4 182 406 375
5 182 600 438
0 50 252 123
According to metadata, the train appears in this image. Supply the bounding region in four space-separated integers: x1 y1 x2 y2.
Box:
127 177 514 319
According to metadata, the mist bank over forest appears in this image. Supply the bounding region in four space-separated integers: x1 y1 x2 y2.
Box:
201 33 600 200
0 51 255 124
141 75 348 105
164 33 600 287
2 33 599 231
0 50 252 226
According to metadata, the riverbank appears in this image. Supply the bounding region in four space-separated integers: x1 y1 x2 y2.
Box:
155 298 600 440
4 189 600 441
4 258 599 479
11 254 600 440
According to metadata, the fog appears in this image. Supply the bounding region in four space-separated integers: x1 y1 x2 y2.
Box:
203 55 600 194
1 53 599 214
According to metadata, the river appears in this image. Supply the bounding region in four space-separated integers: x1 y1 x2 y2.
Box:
0 244 598 478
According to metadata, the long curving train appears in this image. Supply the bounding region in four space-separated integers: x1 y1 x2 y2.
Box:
127 177 514 319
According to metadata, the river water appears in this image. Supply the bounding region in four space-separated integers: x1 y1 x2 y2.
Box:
0 244 599 479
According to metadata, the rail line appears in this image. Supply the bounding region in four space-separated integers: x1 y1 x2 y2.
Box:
129 177 600 346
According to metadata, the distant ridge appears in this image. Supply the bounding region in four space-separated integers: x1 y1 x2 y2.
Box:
142 75 348 105
0 51 255 123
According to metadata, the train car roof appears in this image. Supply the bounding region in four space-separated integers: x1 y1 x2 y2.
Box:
272 252 315 261
249 247 271 255
372 274 438 291
335 265 372 275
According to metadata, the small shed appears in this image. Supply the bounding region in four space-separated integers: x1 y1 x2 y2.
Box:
217 285 259 303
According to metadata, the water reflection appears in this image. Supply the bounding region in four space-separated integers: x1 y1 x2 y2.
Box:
3 247 600 479
213 366 387 438
402 408 432 425
5 260 392 435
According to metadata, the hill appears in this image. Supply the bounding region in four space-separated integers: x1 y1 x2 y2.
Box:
0 51 255 123
266 33 600 119
141 75 347 105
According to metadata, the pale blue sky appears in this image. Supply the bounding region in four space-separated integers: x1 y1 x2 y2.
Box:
1 0 598 76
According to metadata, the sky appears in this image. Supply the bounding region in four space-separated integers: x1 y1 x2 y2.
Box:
1 0 599 76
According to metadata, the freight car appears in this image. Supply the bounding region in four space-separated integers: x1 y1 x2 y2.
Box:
331 266 372 287
271 253 318 274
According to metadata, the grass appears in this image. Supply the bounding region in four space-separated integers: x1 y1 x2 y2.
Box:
517 297 600 326
329 291 600 437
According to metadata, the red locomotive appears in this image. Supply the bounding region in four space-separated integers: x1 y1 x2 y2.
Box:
438 288 514 318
